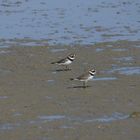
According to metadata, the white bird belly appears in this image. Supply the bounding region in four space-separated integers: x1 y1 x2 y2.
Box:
60 60 72 65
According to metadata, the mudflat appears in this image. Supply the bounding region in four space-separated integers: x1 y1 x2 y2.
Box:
0 40 140 140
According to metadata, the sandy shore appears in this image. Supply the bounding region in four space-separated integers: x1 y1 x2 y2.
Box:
0 40 140 140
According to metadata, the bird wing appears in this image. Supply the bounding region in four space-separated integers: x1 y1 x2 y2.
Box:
56 57 67 64
51 57 67 64
76 72 89 80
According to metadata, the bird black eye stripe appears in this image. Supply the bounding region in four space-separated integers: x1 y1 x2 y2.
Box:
67 56 74 61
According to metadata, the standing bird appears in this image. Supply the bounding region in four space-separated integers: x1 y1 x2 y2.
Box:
51 54 76 70
70 69 96 88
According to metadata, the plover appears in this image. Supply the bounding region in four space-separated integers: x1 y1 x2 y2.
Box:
51 54 75 70
70 69 96 88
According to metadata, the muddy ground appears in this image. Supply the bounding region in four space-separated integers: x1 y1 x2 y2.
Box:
0 40 140 140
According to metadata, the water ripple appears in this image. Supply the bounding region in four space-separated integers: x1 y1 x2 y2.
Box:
108 67 140 75
0 0 140 46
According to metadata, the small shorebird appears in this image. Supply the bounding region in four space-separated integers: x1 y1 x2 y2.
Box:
51 54 75 70
70 69 96 88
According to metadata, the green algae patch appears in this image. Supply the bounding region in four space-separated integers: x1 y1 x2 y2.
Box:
129 112 140 118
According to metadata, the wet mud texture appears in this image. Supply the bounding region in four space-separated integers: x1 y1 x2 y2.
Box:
0 40 140 140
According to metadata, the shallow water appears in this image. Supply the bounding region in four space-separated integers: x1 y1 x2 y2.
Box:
0 0 140 47
0 113 129 131
108 66 140 75
113 56 134 62
84 112 129 123
38 115 66 121
0 96 8 99
94 77 117 81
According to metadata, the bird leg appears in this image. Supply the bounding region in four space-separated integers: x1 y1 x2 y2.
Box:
65 65 68 70
65 65 71 71
83 81 86 88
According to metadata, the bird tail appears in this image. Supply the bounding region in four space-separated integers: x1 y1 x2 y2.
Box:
51 62 57 64
70 78 74 81
70 78 77 81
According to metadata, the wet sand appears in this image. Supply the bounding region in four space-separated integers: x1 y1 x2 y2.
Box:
0 40 140 140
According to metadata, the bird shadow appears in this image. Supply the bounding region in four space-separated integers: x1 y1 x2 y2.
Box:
67 85 91 89
52 68 71 72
